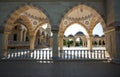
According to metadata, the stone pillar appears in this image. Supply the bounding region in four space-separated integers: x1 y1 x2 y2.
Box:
23 31 27 42
59 36 63 50
20 30 23 42
0 33 4 58
3 32 9 57
52 28 59 59
29 34 35 50
87 35 92 50
105 26 120 63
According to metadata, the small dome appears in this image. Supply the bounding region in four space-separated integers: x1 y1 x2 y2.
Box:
75 31 84 36
101 35 105 37
94 34 99 37
68 34 74 37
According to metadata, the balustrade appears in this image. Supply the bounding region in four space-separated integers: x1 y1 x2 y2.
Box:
6 49 108 61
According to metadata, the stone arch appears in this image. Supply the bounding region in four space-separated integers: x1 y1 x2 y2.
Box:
15 15 32 33
4 5 50 33
4 5 32 32
62 22 89 37
59 4 106 35
34 22 49 37
3 5 50 55
59 4 106 50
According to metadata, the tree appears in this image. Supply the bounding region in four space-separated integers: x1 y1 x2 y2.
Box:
79 39 83 46
63 39 66 46
99 40 101 45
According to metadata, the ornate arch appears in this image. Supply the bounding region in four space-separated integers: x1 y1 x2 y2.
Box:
34 22 49 37
4 5 31 32
62 22 89 37
4 5 50 33
59 4 106 37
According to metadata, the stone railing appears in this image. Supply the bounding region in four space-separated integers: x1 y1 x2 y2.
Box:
5 49 109 61
59 50 108 60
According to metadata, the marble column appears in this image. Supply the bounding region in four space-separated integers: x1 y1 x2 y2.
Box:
52 28 59 59
3 32 10 57
23 31 27 42
29 34 35 50
20 30 23 42
59 36 63 50
87 35 92 50
105 26 120 64
0 33 4 58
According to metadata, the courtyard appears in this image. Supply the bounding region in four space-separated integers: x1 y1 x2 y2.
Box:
0 60 120 77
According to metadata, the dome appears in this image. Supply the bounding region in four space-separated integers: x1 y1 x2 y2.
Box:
64 35 66 37
68 34 74 37
94 34 99 37
75 31 84 36
101 35 105 37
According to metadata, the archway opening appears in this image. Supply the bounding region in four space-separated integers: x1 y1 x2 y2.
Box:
62 23 88 49
3 5 50 58
92 22 110 58
8 20 30 49
92 22 105 49
35 23 51 49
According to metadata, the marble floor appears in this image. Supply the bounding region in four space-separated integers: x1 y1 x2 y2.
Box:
0 60 120 77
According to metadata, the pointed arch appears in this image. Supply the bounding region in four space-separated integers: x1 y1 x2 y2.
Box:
59 4 106 37
34 22 49 37
4 5 50 33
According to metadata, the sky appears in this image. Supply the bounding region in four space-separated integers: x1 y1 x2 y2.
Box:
64 23 104 37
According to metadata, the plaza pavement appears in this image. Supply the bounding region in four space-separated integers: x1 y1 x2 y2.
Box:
0 60 120 77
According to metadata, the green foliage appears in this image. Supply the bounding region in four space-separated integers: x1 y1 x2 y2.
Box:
63 39 66 46
99 40 101 45
67 40 73 46
79 40 83 46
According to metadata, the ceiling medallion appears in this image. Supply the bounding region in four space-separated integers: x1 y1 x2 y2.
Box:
33 21 37 25
85 21 89 25
64 21 68 25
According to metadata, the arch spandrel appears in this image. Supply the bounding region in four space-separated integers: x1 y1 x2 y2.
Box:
21 8 49 30
4 5 49 33
59 5 106 37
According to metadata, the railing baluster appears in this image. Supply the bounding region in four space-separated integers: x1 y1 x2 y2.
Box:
87 50 89 59
84 50 85 59
93 50 96 59
6 49 107 61
67 50 69 59
46 50 47 60
103 50 106 59
49 50 51 59
39 50 40 59
35 50 37 59
97 50 99 59
44 50 45 60
90 50 92 59
100 50 102 59
77 50 79 59
42 50 44 60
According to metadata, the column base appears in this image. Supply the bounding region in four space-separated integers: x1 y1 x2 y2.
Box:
52 56 60 60
111 58 120 64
